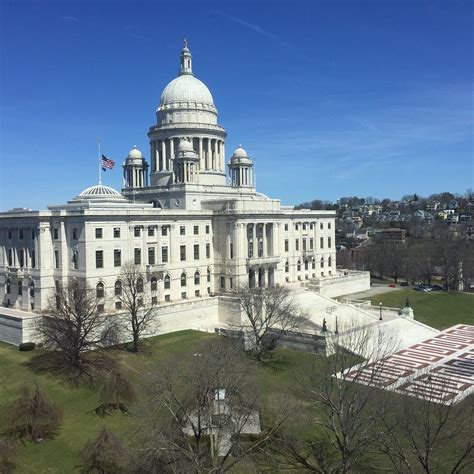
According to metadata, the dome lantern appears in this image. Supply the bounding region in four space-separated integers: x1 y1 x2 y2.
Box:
180 36 193 76
228 145 254 188
123 146 148 189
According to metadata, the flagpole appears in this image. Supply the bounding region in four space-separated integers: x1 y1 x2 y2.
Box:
97 139 102 185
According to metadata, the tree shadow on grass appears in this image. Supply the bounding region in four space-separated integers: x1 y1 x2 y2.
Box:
23 350 118 386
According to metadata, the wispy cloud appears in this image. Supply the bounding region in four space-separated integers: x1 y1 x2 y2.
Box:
216 12 277 40
61 16 79 22
124 25 145 40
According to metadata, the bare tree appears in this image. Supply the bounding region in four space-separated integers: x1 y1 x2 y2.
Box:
118 262 159 352
273 324 399 472
384 242 407 284
5 384 63 442
377 376 474 473
233 285 308 361
0 438 17 473
94 370 137 416
133 338 286 472
79 428 129 473
36 279 118 383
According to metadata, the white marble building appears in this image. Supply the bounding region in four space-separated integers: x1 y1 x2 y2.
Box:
0 40 337 316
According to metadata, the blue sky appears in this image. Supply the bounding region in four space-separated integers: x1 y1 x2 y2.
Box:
0 0 472 210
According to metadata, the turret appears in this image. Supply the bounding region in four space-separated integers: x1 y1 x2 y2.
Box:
123 146 148 189
228 145 254 187
174 138 200 183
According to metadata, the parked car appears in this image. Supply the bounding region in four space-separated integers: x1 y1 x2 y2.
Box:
431 284 443 291
415 285 431 292
388 284 397 288
400 281 409 286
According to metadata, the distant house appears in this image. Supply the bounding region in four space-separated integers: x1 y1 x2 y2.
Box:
378 228 406 243
447 199 459 210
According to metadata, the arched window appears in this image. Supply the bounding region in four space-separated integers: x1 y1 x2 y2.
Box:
297 260 301 271
18 279 23 296
137 278 144 293
29 280 35 298
304 259 309 270
328 256 332 267
320 257 324 268
194 271 200 285
96 282 104 298
207 267 211 283
6 278 11 294
164 274 171 289
114 280 122 296
181 272 187 287
312 258 316 269
151 277 157 291
285 260 289 273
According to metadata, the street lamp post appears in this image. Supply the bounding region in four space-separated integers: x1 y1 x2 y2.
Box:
379 302 383 321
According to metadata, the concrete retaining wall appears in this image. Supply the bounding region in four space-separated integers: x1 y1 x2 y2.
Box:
312 272 370 298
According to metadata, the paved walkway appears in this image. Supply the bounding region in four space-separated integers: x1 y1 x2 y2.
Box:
339 285 402 300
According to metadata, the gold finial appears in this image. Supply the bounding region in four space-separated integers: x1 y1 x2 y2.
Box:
184 36 188 49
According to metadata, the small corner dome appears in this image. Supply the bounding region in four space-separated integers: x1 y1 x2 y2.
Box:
127 146 143 159
178 139 194 152
232 145 248 158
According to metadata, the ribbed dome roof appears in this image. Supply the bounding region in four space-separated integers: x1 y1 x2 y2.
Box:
232 145 248 158
76 184 125 200
160 75 215 109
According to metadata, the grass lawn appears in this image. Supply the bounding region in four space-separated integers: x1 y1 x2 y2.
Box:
364 289 474 329
0 330 320 473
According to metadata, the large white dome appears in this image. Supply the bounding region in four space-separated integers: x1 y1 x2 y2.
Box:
160 74 215 109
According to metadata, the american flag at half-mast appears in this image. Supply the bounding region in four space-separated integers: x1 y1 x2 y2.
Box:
101 154 115 171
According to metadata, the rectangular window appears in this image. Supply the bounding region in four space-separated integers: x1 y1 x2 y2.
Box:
205 225 210 234
31 250 36 268
148 226 155 237
207 271 211 282
180 225 186 236
285 239 289 252
53 228 59 240
161 246 168 263
137 298 143 307
32 229 36 240
295 239 299 251
284 223 288 231
115 301 122 310
230 242 234 259
161 226 168 236
97 304 104 313
19 249 24 268
19 229 24 240
328 237 332 248
54 250 59 269
181 292 187 299
73 228 78 240
152 296 158 305
310 223 314 230
303 238 307 251
7 249 13 266
320 222 323 230
194 244 199 260
8 230 12 239
328 222 332 230
206 243 210 258
220 276 225 289
73 250 79 269
310 238 314 250
113 227 121 238
134 248 141 265
180 245 186 261
303 223 307 231
295 224 299 230
114 249 121 267
320 237 324 249
95 228 103 239
195 290 200 297
194 225 199 235
134 227 141 237
96 250 103 268
248 240 253 258
165 294 171 302
229 278 233 289
148 247 156 265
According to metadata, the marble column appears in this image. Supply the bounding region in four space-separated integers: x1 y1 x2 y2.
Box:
262 223 267 257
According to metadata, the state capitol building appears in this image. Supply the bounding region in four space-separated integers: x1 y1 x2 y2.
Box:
0 41 336 319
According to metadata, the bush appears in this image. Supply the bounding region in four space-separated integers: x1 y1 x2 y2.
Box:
19 342 35 351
